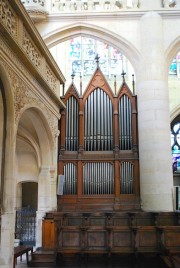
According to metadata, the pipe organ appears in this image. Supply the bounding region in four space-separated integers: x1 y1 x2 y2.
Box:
58 67 140 211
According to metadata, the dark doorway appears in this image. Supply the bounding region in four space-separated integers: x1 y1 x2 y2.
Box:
15 182 38 246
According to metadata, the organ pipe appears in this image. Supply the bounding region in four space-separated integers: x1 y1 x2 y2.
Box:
65 96 79 151
120 162 134 194
84 88 113 151
63 163 77 195
119 95 132 150
83 162 114 195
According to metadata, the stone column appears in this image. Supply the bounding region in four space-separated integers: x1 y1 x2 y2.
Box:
0 213 15 268
137 12 173 211
36 167 51 248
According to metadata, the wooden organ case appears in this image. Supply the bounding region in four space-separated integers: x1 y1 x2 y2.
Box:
58 67 140 212
42 67 180 263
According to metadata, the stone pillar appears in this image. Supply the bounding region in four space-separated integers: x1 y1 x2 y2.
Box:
36 167 51 248
0 213 15 268
137 12 173 211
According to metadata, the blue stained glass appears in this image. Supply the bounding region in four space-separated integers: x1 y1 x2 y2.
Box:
72 60 82 74
70 38 81 60
68 37 128 80
83 60 95 75
172 122 180 173
83 44 95 60
169 59 177 75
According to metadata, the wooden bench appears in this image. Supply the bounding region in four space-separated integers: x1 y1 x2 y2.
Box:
14 245 33 268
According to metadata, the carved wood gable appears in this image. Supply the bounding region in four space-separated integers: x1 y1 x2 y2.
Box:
118 82 134 100
83 67 114 102
63 83 80 105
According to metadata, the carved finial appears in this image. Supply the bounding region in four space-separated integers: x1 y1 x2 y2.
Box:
114 75 117 95
80 73 82 96
71 72 75 82
121 70 126 82
95 54 100 67
132 74 135 95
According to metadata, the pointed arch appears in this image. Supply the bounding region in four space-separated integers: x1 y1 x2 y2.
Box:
165 36 180 75
16 107 55 166
44 23 140 73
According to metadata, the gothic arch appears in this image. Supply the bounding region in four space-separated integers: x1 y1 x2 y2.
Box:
43 23 140 73
170 105 180 122
165 36 180 75
16 107 55 167
165 37 180 122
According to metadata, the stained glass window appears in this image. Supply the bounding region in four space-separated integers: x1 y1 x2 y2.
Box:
169 51 180 76
49 36 135 94
69 36 124 79
172 122 180 173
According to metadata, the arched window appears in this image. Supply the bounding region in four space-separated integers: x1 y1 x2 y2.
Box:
171 121 180 173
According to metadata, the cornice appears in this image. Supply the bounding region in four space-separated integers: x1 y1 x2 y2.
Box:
47 9 180 21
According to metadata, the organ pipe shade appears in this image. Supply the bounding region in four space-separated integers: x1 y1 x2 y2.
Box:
120 162 134 194
84 88 113 151
65 96 79 151
119 95 132 150
83 162 114 195
63 163 77 195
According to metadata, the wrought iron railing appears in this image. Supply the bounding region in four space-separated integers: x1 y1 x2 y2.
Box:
15 207 36 246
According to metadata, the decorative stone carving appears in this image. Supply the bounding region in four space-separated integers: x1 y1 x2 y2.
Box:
7 68 58 143
23 29 41 70
163 0 170 8
0 0 17 37
21 0 45 7
46 64 57 92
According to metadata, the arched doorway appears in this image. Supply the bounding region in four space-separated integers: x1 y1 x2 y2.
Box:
15 182 38 246
15 107 55 247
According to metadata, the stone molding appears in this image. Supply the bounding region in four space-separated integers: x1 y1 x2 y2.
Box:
0 0 65 95
0 0 18 37
6 66 59 144
0 36 61 117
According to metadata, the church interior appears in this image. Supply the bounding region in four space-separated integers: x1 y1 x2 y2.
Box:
0 0 180 267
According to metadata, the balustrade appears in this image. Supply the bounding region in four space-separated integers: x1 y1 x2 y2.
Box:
21 0 180 13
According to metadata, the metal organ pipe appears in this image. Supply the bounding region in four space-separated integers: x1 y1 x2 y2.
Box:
65 96 79 151
63 163 77 195
83 163 114 195
119 95 132 150
120 162 134 194
84 88 113 151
